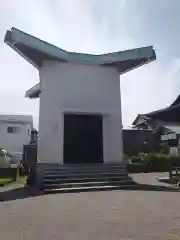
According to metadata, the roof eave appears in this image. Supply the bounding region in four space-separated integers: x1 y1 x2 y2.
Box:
119 56 156 75
25 83 41 99
4 28 156 70
132 114 151 126
132 115 140 126
146 104 180 117
26 91 41 99
4 30 39 69
103 47 156 74
4 28 69 68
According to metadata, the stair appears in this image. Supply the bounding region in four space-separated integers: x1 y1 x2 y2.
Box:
41 163 135 193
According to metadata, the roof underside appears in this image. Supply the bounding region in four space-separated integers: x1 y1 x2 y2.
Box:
25 83 41 99
164 125 180 134
4 27 156 74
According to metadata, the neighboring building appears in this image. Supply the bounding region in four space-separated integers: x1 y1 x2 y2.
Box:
0 114 33 161
123 129 158 156
160 125 180 156
132 114 161 130
4 27 156 185
133 94 180 155
133 94 180 130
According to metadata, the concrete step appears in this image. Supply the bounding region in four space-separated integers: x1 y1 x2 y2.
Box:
43 164 125 171
41 163 131 193
43 171 127 179
44 163 125 167
43 168 125 174
43 179 134 189
43 175 130 184
43 183 136 194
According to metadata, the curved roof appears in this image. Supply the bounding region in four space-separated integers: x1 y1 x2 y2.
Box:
4 27 156 74
145 104 180 123
170 94 180 107
133 94 180 125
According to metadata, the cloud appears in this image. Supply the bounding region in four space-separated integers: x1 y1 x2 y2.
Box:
121 61 178 126
0 0 180 128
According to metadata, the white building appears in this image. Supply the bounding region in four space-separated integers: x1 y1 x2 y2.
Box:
0 114 33 161
4 28 156 183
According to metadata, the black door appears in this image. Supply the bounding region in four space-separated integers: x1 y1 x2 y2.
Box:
63 114 103 164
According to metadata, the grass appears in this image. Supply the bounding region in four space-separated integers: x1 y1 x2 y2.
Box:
0 178 12 184
0 176 27 190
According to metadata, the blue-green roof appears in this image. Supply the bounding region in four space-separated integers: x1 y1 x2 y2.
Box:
4 27 156 73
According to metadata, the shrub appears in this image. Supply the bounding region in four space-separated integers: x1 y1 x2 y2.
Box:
131 155 142 163
126 162 145 173
143 152 157 164
138 152 148 161
128 152 180 173
0 148 10 168
159 142 169 154
142 152 170 171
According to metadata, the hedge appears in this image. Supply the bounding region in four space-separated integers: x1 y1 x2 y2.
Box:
127 153 180 173
126 163 147 173
131 156 142 163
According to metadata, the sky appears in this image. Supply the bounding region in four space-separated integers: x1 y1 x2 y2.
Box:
1 0 180 128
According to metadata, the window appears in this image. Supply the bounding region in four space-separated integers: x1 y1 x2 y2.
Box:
7 126 20 134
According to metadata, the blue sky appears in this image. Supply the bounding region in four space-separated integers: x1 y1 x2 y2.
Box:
1 0 180 128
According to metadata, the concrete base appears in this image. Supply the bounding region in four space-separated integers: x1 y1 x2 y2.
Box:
36 162 56 188
36 161 126 188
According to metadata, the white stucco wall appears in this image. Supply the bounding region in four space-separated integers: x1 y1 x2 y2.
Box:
0 122 31 155
38 61 123 164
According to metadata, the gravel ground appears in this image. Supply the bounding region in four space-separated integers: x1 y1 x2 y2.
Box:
1 173 180 240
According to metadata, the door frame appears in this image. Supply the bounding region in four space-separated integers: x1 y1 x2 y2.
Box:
63 112 104 164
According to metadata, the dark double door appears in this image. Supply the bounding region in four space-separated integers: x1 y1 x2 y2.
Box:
63 114 103 164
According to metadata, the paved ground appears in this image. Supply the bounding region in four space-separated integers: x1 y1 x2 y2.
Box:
130 172 173 186
1 173 180 240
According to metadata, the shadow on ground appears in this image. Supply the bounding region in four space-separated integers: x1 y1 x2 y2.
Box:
0 183 180 202
0 186 43 202
158 177 177 185
124 184 180 192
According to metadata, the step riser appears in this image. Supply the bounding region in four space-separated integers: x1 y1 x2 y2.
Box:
44 169 124 174
43 167 125 173
43 176 129 184
44 180 133 188
43 172 127 179
43 163 124 167
42 163 125 168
